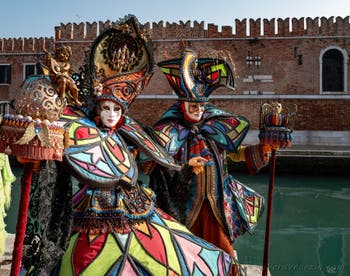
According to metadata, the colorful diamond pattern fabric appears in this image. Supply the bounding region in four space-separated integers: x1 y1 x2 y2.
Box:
57 210 232 275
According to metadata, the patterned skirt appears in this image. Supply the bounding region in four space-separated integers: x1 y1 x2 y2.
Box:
53 209 233 276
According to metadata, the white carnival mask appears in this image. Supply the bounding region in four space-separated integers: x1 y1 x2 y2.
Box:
99 100 122 128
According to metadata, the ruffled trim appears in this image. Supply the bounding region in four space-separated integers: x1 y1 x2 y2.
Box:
72 216 151 235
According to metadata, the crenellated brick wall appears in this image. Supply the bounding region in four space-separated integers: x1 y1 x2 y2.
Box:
1 16 350 136
50 16 350 40
1 16 348 49
0 37 55 52
1 16 349 53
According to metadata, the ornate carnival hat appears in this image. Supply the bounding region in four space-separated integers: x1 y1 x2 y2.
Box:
85 15 154 112
157 48 234 102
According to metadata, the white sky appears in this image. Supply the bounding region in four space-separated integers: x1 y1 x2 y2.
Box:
0 0 349 38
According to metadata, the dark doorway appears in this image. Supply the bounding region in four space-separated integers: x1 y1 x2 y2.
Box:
322 49 344 92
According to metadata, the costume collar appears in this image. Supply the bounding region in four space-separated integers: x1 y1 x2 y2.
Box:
156 102 250 153
158 101 233 124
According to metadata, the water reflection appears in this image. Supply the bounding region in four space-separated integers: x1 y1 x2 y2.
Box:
5 168 350 275
233 172 350 276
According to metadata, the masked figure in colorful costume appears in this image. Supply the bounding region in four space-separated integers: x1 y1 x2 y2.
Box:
50 17 233 276
149 49 270 271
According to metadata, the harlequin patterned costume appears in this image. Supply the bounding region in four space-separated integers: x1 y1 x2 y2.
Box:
149 49 267 258
52 16 233 276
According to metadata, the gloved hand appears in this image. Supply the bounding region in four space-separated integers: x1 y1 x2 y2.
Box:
188 156 207 175
261 144 278 162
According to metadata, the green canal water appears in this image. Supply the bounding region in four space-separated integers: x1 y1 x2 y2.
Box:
234 172 350 276
4 167 350 276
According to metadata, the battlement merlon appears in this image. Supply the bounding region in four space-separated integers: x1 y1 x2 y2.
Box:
1 16 350 53
0 37 55 53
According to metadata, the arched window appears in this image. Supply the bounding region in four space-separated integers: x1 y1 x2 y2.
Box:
320 47 348 93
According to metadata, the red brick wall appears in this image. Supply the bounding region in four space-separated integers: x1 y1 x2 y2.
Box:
1 17 350 131
129 98 350 131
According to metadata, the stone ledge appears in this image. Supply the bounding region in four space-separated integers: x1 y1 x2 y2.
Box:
240 264 271 276
0 234 14 275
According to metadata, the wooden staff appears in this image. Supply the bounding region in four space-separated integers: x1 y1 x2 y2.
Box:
262 148 277 276
10 162 34 276
260 102 296 276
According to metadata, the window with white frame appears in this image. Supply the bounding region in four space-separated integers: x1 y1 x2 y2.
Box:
24 63 37 80
0 65 11 84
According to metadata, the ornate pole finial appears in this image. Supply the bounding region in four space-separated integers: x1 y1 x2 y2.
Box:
259 101 297 149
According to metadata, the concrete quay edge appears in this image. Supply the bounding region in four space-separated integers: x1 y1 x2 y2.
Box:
278 144 350 157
